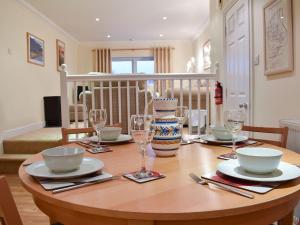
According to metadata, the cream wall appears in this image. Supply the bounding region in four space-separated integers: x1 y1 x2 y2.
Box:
209 0 300 127
0 0 79 145
77 40 194 73
193 24 210 73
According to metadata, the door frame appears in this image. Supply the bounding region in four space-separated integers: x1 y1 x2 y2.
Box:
222 0 254 125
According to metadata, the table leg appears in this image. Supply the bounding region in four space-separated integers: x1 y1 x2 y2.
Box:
278 211 294 225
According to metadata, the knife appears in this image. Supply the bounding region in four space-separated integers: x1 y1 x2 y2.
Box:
52 176 120 194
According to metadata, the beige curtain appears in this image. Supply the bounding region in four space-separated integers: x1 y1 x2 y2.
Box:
92 48 112 73
153 47 173 95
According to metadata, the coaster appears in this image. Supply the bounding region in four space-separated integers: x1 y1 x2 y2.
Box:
85 147 113 154
218 152 237 160
123 171 165 183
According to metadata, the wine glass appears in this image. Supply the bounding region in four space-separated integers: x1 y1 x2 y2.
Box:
175 106 188 143
224 109 246 158
89 109 107 151
130 115 154 179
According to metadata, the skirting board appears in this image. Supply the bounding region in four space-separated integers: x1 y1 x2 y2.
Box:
0 121 45 154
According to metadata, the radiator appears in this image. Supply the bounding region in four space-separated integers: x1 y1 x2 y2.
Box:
280 119 300 153
280 119 300 224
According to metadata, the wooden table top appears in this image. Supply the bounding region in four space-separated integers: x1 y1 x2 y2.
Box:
19 142 300 221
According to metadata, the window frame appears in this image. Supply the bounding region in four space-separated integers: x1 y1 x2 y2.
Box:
112 56 154 74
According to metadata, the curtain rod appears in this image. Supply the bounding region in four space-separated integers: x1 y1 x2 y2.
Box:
92 47 175 51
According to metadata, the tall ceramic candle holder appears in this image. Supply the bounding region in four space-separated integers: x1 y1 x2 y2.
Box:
151 98 181 157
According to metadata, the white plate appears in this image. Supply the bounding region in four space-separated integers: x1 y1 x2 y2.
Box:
88 134 132 144
25 157 104 179
200 135 248 144
217 159 300 182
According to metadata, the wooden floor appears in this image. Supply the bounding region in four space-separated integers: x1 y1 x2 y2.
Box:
4 175 49 225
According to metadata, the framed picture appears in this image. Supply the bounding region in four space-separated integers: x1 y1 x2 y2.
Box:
264 0 293 75
56 39 65 71
27 32 45 66
203 40 211 71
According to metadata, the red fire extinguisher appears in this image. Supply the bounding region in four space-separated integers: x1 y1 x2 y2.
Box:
215 81 223 105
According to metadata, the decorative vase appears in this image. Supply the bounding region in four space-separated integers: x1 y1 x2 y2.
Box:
151 98 181 157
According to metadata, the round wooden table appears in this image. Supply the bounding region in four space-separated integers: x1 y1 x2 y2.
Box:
19 143 300 225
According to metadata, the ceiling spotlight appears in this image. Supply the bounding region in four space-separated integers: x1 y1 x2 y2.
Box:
162 16 167 20
106 34 111 38
95 18 100 22
159 34 164 37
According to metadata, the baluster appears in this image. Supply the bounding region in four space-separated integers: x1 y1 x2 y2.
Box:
82 82 87 128
144 81 148 114
127 81 130 134
74 81 78 129
188 79 192 134
109 81 113 125
171 80 174 98
206 79 210 134
100 81 104 110
136 81 139 115
118 81 122 123
180 80 183 107
197 79 201 135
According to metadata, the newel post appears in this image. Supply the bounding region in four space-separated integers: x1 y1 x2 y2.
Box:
60 64 70 128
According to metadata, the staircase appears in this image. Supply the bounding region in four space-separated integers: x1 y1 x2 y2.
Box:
0 128 62 174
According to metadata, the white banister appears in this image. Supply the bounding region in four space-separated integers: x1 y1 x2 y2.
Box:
60 64 70 128
60 66 217 135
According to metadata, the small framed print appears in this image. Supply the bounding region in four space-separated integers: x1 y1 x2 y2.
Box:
264 0 293 75
56 39 65 71
203 40 211 71
27 32 45 66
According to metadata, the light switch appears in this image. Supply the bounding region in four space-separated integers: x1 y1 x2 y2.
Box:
254 55 259 65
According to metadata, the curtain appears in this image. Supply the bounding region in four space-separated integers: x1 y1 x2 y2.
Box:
153 47 173 95
92 48 112 73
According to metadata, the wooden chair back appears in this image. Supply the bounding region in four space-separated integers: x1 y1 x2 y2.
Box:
242 126 288 148
0 176 23 225
61 128 95 144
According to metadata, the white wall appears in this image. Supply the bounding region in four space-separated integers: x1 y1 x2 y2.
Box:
0 0 79 152
209 0 300 127
78 40 194 73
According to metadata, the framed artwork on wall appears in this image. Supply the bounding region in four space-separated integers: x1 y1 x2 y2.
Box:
264 0 293 75
203 40 211 71
27 32 45 66
56 39 65 71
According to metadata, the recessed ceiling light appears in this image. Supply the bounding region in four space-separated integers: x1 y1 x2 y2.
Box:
162 16 167 20
106 34 111 38
159 34 164 37
95 18 100 22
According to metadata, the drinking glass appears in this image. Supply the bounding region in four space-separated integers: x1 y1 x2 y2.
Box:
89 109 107 151
224 109 246 158
175 106 188 143
130 115 154 179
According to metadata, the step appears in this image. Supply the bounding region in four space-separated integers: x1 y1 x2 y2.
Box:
3 127 62 154
0 154 34 174
3 140 62 154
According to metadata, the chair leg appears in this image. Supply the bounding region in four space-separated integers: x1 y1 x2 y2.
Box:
0 217 7 225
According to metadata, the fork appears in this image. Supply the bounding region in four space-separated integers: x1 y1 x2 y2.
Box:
189 173 255 199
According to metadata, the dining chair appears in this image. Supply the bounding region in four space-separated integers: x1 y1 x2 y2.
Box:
61 127 95 144
0 176 23 225
242 125 288 148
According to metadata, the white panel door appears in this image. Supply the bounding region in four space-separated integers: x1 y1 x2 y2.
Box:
225 0 250 122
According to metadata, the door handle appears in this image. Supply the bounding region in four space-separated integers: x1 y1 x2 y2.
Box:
239 103 248 109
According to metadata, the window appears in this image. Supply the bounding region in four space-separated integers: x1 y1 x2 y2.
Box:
112 57 154 74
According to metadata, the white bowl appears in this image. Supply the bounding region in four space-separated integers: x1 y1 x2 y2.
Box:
236 147 283 174
42 147 85 173
211 126 232 140
102 127 121 141
153 98 178 111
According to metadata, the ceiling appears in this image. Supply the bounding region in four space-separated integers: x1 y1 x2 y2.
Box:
24 0 209 41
